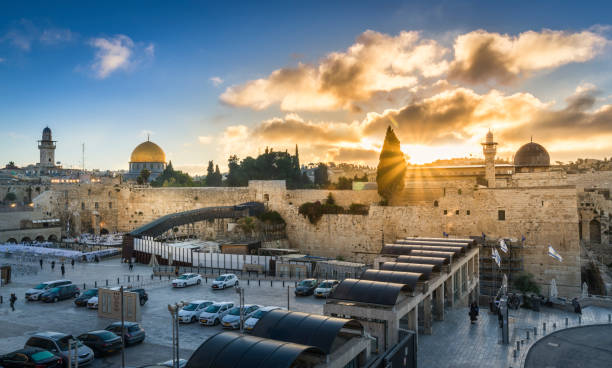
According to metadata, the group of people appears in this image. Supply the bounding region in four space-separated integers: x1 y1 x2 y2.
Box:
39 258 75 277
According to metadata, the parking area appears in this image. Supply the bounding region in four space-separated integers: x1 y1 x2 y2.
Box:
0 256 325 367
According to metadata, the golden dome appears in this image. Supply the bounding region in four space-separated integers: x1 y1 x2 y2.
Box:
130 141 166 163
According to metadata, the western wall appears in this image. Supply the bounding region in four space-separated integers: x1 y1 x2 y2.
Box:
33 176 583 295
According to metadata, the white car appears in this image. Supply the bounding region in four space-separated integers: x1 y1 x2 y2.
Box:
178 300 213 323
172 273 202 288
244 306 283 331
199 302 234 326
211 274 239 290
87 287 119 309
314 280 340 298
221 304 261 329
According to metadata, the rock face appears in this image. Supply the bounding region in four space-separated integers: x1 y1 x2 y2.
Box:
33 175 583 296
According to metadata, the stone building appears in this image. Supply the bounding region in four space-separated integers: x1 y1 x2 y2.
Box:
37 127 59 176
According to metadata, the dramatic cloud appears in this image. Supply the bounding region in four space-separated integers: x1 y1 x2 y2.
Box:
252 114 362 143
210 76 224 86
88 35 154 78
220 30 448 111
449 29 606 84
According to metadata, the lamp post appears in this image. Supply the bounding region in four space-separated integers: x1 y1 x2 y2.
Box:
168 301 185 368
235 286 244 333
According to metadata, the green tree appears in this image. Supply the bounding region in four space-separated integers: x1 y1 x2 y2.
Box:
4 192 17 202
376 126 406 203
205 161 215 186
136 169 151 184
314 163 329 187
336 176 353 190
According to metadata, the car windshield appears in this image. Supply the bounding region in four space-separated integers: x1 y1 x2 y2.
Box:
299 280 314 286
31 350 55 362
251 309 268 319
228 307 241 316
178 275 188 280
57 336 83 350
319 282 332 288
34 283 47 290
83 290 97 297
97 331 118 340
215 276 226 281
204 305 221 313
183 303 198 311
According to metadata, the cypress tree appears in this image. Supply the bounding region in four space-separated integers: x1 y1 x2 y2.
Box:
376 126 406 203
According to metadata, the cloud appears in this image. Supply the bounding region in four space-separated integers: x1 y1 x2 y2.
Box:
331 147 380 162
252 113 362 144
210 76 224 86
40 28 74 45
0 57 4 63
220 30 448 111
198 136 213 144
449 29 607 84
89 35 134 78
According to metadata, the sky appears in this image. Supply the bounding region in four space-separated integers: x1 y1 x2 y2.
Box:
1 1 612 173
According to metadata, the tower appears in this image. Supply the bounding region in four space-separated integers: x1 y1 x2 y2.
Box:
38 126 56 172
481 130 497 188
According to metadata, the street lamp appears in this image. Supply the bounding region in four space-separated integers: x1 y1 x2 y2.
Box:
235 286 244 333
168 301 185 368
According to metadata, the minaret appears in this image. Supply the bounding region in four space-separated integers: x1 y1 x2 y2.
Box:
38 126 56 172
481 130 497 188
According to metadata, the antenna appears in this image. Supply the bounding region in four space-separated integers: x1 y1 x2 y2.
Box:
82 143 85 171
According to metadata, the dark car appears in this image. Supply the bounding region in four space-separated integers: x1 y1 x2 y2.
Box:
0 347 63 368
77 330 122 355
25 332 95 367
127 288 148 306
105 322 146 345
294 279 319 296
74 289 98 307
40 284 80 303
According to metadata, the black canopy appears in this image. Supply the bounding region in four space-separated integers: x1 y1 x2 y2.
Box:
329 279 411 306
396 255 449 266
360 269 425 292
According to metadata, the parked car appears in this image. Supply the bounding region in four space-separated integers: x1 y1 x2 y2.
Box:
157 359 187 368
294 279 319 296
199 302 234 326
74 289 98 307
25 280 72 301
314 280 340 298
244 306 282 332
172 273 202 288
105 322 146 345
0 347 63 368
77 330 122 355
178 300 213 323
211 274 239 290
25 332 94 367
221 304 261 329
40 284 80 303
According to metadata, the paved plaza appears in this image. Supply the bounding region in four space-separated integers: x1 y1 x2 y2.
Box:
2 255 612 367
0 256 323 367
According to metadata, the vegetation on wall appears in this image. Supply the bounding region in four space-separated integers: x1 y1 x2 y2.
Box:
513 273 540 295
258 210 286 225
376 126 406 203
3 192 17 202
298 193 370 224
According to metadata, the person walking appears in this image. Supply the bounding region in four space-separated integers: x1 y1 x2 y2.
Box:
128 260 133 272
71 258 75 269
39 258 43 269
469 301 479 324
61 263 65 277
51 261 55 271
9 293 17 312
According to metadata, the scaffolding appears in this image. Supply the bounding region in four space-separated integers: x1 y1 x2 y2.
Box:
479 239 524 297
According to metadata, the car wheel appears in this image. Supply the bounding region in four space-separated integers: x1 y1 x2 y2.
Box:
214 318 220 326
53 297 59 303
197 279 201 285
235 281 239 287
221 284 225 290
74 292 79 298
191 316 196 323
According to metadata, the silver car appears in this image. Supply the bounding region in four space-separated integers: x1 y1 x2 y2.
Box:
25 280 72 301
25 332 94 366
221 304 261 329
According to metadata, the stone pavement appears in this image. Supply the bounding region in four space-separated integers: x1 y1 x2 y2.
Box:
417 302 612 368
0 255 324 367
